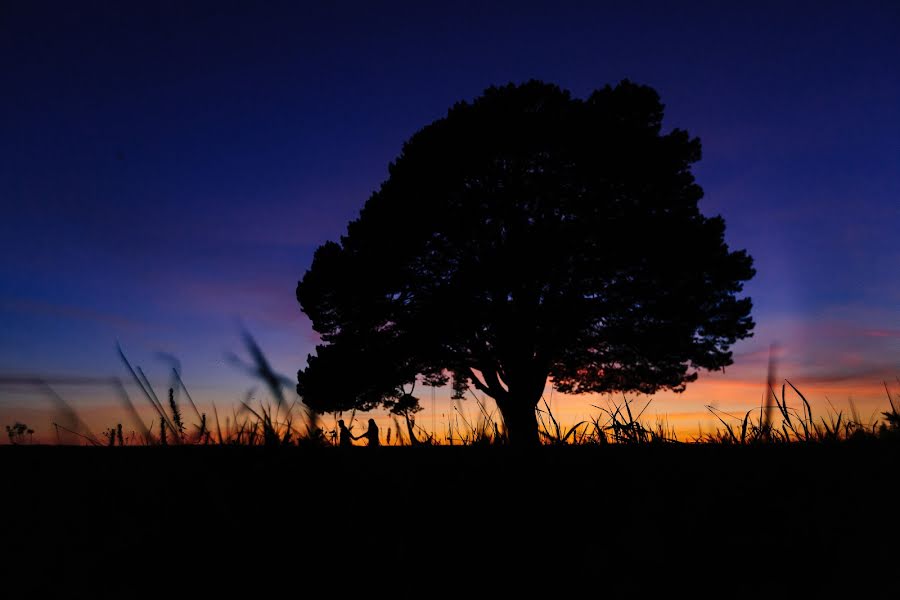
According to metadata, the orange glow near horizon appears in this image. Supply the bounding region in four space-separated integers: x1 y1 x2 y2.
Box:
2 369 897 445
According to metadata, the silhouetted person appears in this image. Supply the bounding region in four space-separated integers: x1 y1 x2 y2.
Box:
363 418 379 447
337 419 354 448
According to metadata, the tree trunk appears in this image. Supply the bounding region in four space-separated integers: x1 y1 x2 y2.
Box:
468 366 545 446
496 393 541 446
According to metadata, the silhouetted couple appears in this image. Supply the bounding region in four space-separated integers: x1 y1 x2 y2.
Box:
337 418 379 447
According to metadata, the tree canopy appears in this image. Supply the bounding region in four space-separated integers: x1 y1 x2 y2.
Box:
297 80 755 445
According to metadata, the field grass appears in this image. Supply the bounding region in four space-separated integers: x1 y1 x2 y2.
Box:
3 376 898 595
2 339 898 595
11 342 897 448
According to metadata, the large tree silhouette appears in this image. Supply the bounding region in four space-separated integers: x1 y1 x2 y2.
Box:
297 80 755 445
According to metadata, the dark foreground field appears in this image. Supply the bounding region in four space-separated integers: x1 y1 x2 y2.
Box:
2 444 898 596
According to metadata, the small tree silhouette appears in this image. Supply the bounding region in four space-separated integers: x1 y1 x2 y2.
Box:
297 80 755 445
5 422 32 444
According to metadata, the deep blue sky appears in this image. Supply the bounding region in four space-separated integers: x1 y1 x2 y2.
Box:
1 1 898 424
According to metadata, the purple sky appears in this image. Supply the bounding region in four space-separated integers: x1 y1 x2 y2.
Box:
1 1 898 433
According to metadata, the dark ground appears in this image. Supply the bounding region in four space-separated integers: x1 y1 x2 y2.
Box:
2 444 897 596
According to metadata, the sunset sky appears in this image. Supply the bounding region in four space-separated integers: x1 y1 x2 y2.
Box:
1 2 898 439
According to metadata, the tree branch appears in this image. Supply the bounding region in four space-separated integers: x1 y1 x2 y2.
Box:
468 367 507 401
